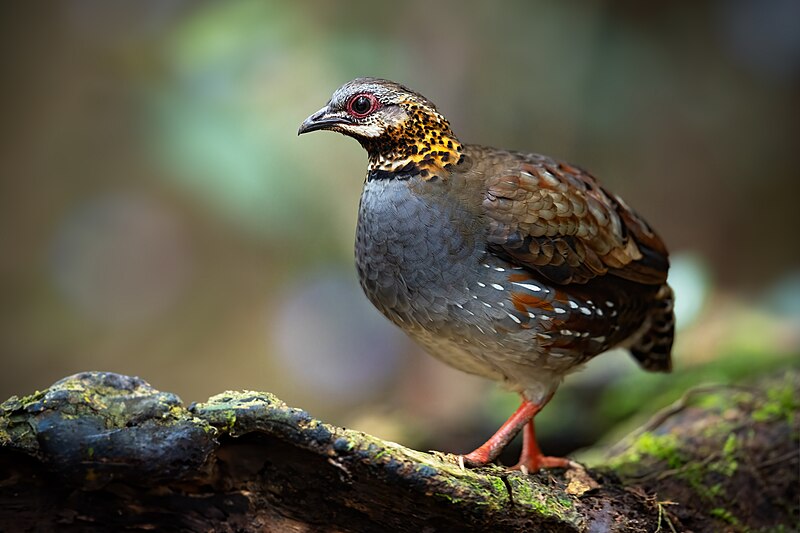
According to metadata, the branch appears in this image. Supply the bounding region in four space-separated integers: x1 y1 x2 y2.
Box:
0 370 797 532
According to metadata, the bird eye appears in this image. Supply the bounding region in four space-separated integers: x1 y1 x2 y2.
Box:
347 94 378 118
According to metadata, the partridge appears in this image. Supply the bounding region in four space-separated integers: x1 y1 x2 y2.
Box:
299 78 674 472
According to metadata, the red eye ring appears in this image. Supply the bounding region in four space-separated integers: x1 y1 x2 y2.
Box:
346 93 379 118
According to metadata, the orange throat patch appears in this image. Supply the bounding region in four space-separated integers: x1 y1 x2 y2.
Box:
365 103 463 180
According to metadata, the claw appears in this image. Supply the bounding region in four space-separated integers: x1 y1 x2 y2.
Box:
514 454 571 472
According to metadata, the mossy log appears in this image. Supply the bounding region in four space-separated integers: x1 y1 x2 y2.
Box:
0 370 797 532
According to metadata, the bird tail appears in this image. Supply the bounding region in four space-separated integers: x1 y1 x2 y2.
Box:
629 284 675 372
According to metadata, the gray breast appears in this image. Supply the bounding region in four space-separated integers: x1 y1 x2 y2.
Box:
355 176 546 382
356 177 475 322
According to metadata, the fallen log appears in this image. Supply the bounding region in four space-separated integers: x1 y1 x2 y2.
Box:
0 370 797 532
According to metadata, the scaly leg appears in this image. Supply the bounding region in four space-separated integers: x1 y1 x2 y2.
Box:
514 419 570 472
461 399 540 467
461 394 569 472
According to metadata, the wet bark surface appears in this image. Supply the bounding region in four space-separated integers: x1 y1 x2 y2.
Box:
1 370 797 532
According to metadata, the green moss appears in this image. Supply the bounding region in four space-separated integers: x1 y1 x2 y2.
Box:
7 390 46 412
504 475 576 520
707 483 724 498
433 492 465 505
752 382 798 424
489 476 506 494
609 420 743 505
637 433 683 468
679 462 715 500
373 448 389 461
605 374 800 531
221 413 236 432
672 434 737 499
711 434 738 477
609 431 685 471
710 507 741 527
0 394 41 452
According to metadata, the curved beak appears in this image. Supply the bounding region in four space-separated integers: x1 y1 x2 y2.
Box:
298 106 351 135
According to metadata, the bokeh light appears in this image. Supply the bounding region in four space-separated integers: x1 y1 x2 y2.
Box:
270 272 407 405
50 191 191 324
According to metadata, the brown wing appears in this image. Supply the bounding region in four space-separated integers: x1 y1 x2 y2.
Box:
480 149 668 286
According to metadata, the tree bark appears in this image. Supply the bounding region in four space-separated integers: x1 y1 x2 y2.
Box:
0 370 797 532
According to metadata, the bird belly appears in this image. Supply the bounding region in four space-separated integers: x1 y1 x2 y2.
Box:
355 179 571 398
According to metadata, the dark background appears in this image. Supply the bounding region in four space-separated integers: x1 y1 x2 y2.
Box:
1 0 798 459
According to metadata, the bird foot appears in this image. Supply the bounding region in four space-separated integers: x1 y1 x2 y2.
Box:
513 455 572 473
460 448 493 468
460 400 544 468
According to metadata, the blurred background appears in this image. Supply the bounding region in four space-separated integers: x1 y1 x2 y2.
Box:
1 0 798 461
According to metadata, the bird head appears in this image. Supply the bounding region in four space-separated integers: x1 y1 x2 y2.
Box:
299 78 463 179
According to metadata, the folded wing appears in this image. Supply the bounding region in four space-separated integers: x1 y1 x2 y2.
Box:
481 151 669 286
